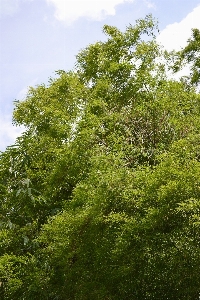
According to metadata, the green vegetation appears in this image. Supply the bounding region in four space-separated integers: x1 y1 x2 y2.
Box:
0 15 200 299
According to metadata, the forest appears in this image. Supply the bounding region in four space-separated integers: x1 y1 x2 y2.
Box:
0 15 200 299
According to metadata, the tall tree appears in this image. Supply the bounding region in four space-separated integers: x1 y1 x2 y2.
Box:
0 15 200 299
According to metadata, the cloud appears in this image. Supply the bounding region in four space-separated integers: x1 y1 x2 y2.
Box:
156 5 200 82
46 0 134 24
17 78 38 100
0 0 19 16
0 0 33 17
143 0 156 9
157 5 200 51
0 114 24 151
0 78 38 151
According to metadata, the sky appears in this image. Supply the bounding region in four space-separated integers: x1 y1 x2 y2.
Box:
0 0 200 151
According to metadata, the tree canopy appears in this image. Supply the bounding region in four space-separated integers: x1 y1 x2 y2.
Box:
0 15 200 299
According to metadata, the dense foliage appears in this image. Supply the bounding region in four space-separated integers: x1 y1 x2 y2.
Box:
0 15 200 299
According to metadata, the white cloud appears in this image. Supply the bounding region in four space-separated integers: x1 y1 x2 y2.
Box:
0 0 19 16
0 0 33 17
0 79 37 151
46 0 134 24
17 86 30 100
143 0 156 9
17 78 38 100
156 5 200 82
0 114 24 151
157 5 200 51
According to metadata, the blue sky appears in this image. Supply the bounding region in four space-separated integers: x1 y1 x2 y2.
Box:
0 0 200 151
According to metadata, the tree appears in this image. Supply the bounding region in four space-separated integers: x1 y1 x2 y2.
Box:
0 15 200 299
173 28 200 86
